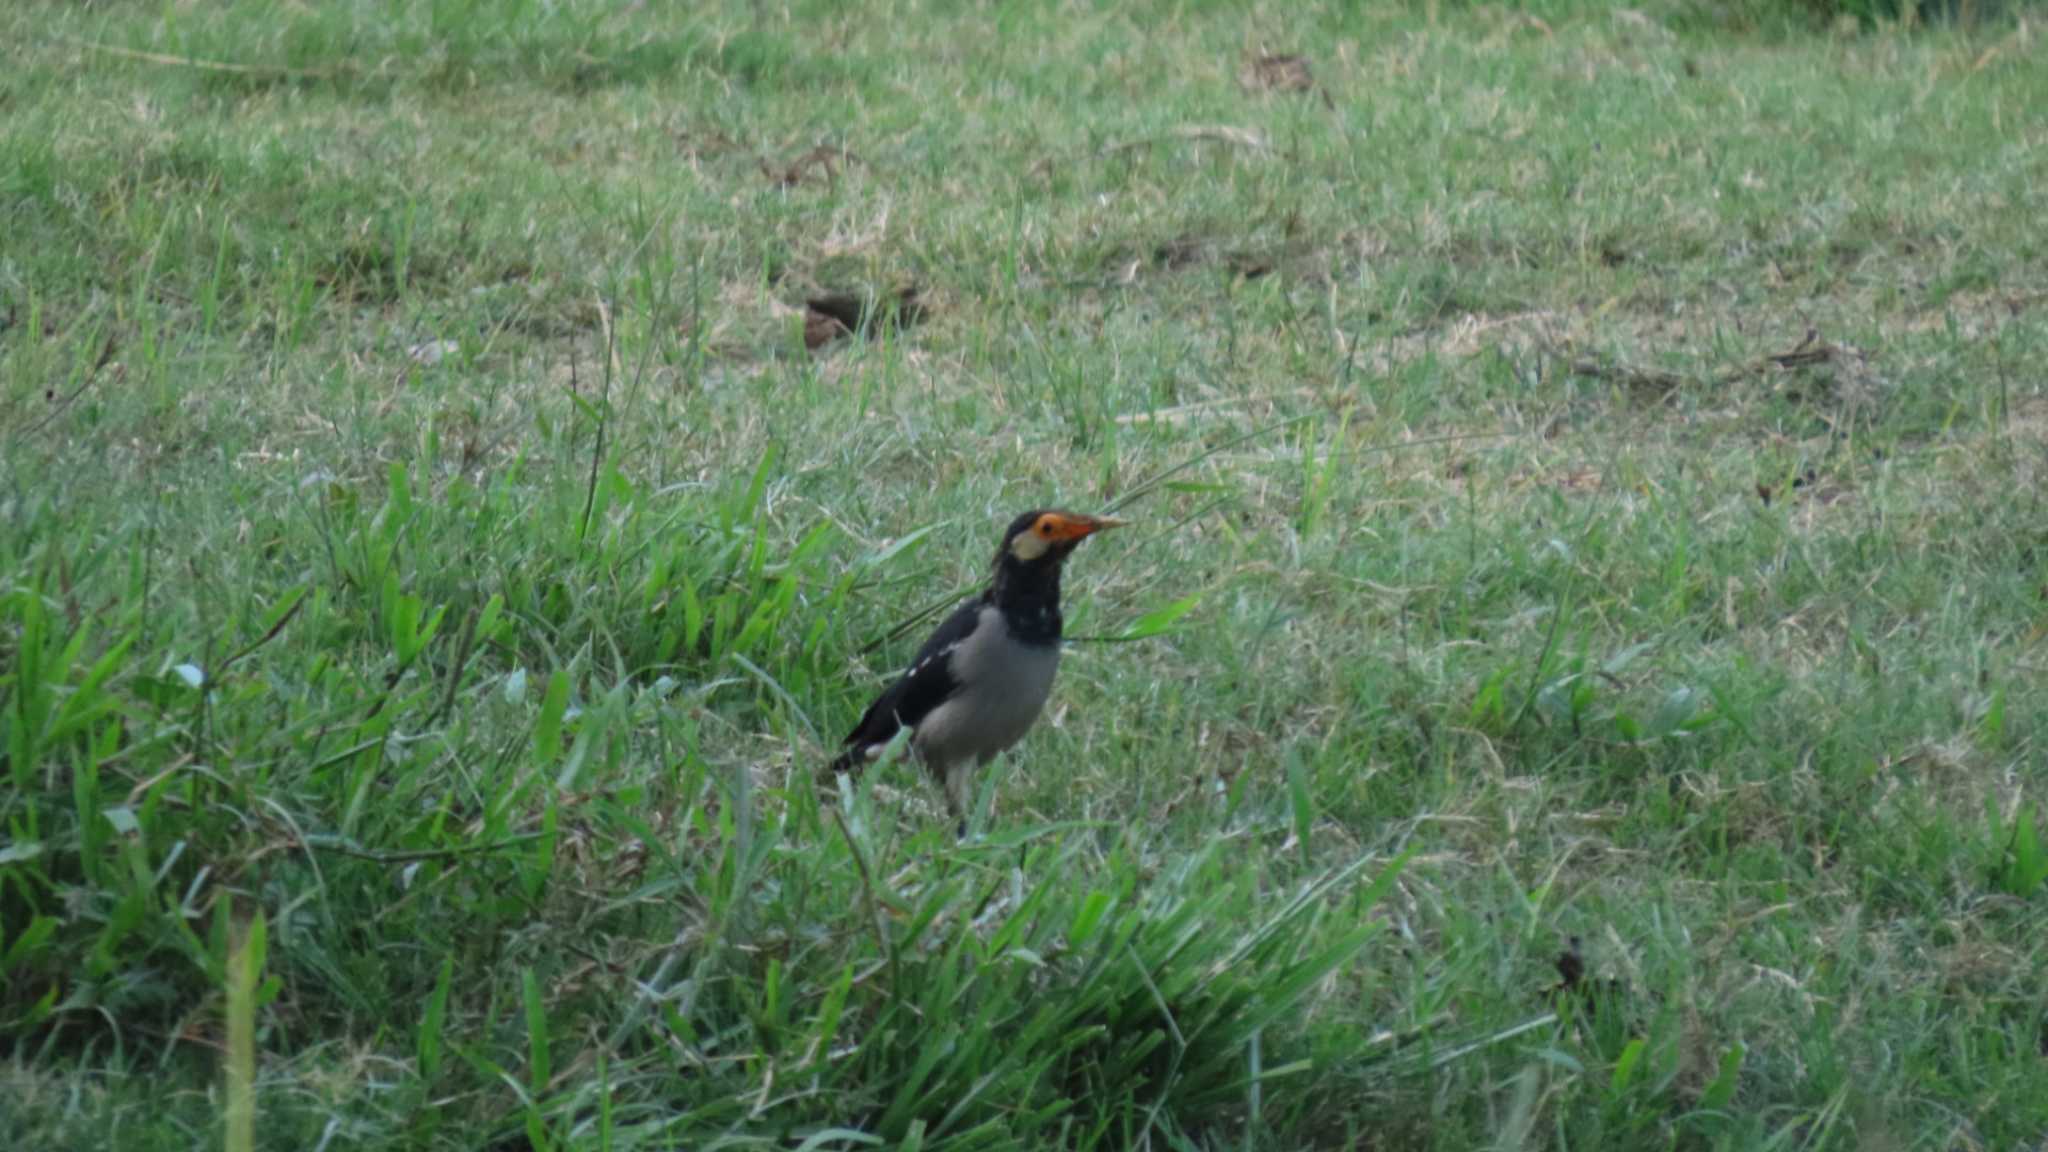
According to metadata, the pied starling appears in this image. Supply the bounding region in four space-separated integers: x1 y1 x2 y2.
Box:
831 509 1123 828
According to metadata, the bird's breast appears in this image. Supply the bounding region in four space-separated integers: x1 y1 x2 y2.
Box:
913 606 1061 768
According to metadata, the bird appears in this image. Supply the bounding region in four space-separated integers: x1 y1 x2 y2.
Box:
830 509 1124 831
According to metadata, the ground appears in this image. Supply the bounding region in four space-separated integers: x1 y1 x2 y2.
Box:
3 1 2047 1149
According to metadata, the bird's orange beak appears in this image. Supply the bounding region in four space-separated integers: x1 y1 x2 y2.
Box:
1045 513 1126 542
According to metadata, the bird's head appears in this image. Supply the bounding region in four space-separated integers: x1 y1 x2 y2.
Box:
995 509 1124 571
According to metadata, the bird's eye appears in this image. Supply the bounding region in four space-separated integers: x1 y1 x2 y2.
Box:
1037 520 1053 536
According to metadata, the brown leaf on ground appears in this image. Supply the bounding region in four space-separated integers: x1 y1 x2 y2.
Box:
1240 53 1315 93
1759 466 1854 509
1154 235 1208 271
803 309 850 350
1554 938 1587 991
803 287 927 351
671 127 741 159
1140 232 1312 283
1240 53 1335 108
1548 935 1630 1016
762 144 862 188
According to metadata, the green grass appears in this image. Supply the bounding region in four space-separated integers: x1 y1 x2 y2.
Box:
5 0 2048 1147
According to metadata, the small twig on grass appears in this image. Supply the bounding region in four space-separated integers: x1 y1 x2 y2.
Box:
579 294 617 543
296 833 542 865
1564 357 1688 394
427 604 482 727
859 581 979 655
217 591 308 673
57 35 348 80
1099 124 1270 157
1101 413 1314 515
1129 941 1191 1142
1508 474 1607 732
1993 334 2015 475
1218 428 1517 467
1563 327 1851 396
829 803 899 996
1031 124 1270 177
18 327 118 437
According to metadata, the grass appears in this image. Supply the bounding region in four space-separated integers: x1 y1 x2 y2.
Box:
3 0 2047 1147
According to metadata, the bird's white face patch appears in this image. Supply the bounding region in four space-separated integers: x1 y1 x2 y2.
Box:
1011 522 1056 557
1009 516 1056 561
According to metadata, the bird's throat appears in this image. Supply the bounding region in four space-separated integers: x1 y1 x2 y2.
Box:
991 559 1064 645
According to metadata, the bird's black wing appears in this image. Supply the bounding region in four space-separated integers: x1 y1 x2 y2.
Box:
831 596 986 771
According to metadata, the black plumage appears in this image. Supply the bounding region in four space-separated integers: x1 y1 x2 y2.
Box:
827 598 978 774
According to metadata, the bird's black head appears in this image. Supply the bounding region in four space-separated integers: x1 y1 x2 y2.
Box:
994 509 1124 573
988 509 1124 639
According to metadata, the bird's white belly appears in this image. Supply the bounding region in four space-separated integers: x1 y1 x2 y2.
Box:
913 607 1061 770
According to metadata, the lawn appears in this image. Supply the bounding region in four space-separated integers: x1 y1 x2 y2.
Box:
3 1 2047 1148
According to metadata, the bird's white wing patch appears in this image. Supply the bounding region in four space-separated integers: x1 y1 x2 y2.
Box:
864 724 918 764
905 640 965 681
